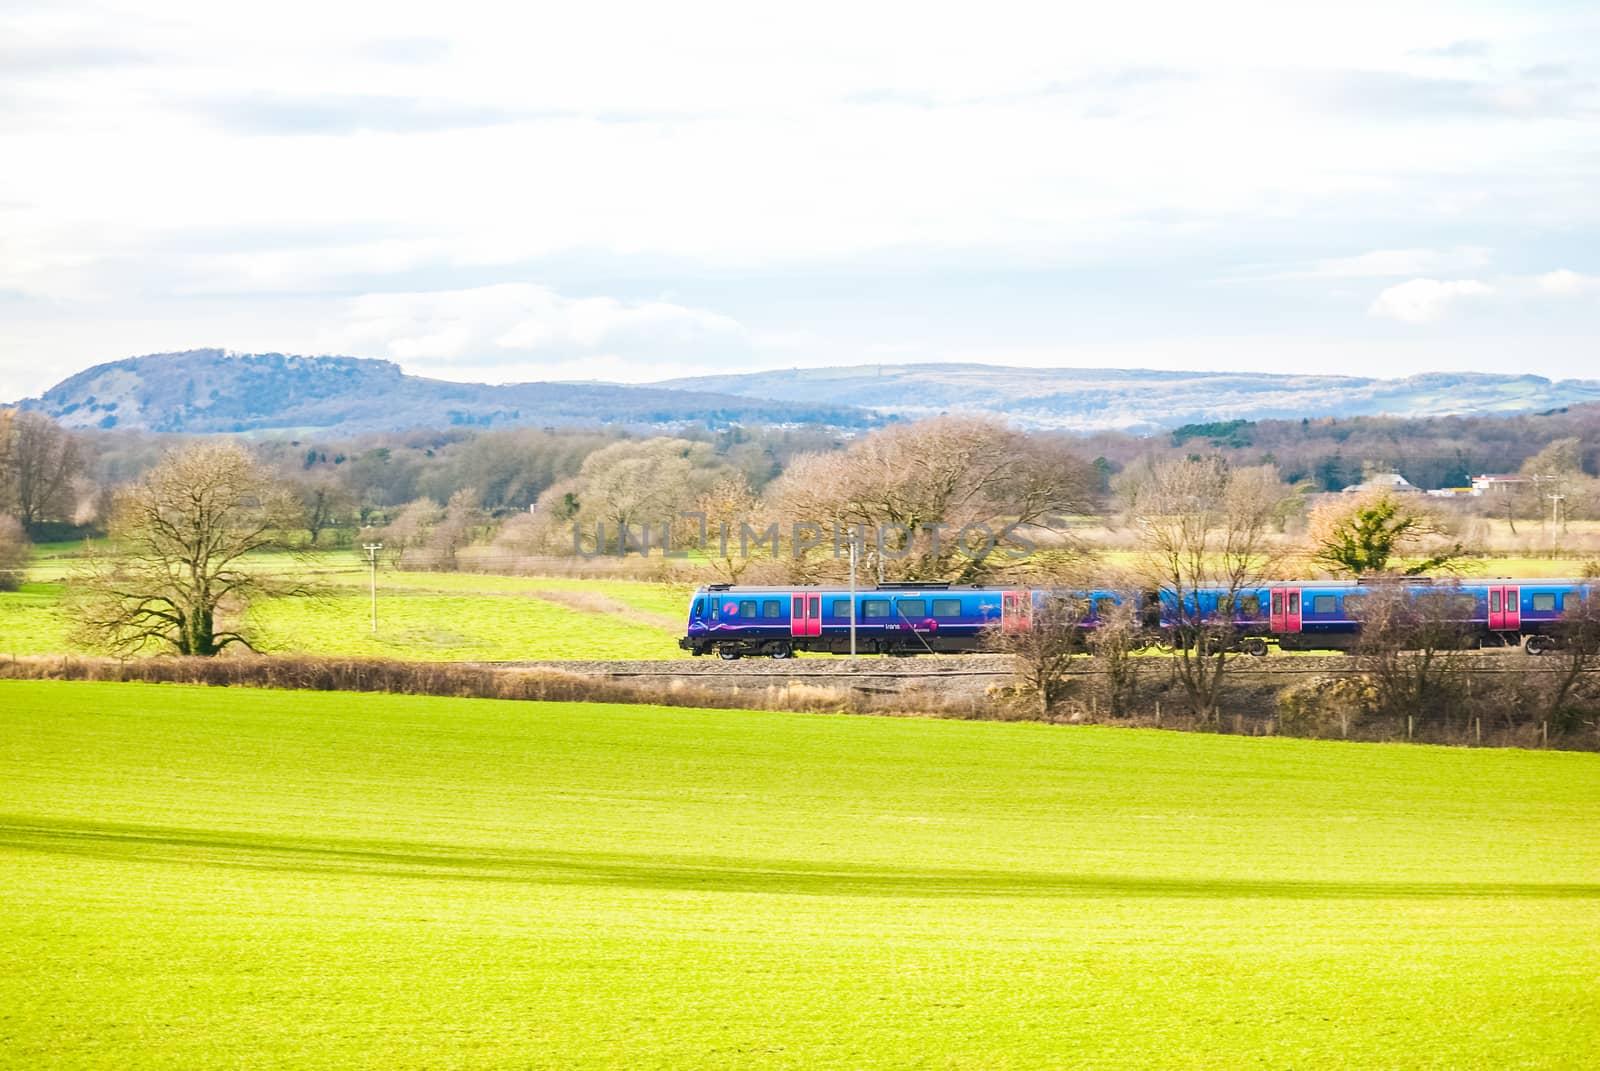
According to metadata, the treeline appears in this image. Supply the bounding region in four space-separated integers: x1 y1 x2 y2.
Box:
1128 406 1600 491
6 401 1600 565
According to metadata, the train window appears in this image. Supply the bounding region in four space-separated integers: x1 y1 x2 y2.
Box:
1239 594 1261 616
897 599 927 618
1343 594 1365 616
1420 589 1459 614
1288 593 1300 614
1490 590 1501 613
1312 595 1337 614
693 598 704 617
862 599 891 619
1271 592 1283 615
831 599 851 618
762 599 782 619
1418 592 1476 616
1094 596 1118 616
1532 593 1557 612
932 598 962 617
1218 595 1233 615
1564 592 1583 612
738 600 757 618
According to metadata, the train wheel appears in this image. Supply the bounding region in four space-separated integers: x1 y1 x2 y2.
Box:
716 647 742 661
1523 634 1554 656
769 643 793 659
1241 637 1268 657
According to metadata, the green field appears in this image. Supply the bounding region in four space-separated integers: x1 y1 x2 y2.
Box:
0 557 693 660
2 681 1597 1068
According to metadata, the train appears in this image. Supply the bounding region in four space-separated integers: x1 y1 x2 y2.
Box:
678 579 1592 659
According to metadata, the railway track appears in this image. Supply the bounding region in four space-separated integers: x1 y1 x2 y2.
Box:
478 650 1584 681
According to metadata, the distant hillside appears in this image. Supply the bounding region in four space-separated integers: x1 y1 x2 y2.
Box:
23 352 1600 438
17 350 874 434
656 364 1600 432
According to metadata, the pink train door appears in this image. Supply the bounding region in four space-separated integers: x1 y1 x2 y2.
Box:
1270 587 1302 633
1002 591 1032 633
790 593 821 637
1489 586 1520 631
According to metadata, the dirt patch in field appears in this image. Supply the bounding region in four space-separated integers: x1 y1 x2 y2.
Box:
521 589 681 630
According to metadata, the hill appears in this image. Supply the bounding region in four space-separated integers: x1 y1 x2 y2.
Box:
657 363 1600 431
23 351 1600 437
16 350 874 434
3 680 1597 1068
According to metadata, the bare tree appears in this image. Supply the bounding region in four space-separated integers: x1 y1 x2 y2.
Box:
1122 457 1289 723
766 416 1097 583
680 473 763 582
984 593 1089 718
378 498 445 569
429 489 483 571
1517 437 1599 536
75 442 304 656
1350 582 1473 732
6 412 84 532
1529 593 1600 733
297 479 355 546
0 409 13 487
1087 599 1145 718
547 438 727 553
0 513 28 591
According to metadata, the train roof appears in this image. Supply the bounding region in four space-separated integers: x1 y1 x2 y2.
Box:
691 579 1595 594
693 583 997 593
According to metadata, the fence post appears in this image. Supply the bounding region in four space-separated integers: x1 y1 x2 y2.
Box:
1474 717 1481 745
1154 700 1161 726
1407 715 1413 741
1542 720 1549 748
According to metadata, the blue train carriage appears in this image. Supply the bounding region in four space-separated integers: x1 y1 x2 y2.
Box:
679 582 1145 659
1266 579 1478 652
681 583 1013 659
1264 578 1590 653
1154 585 1274 655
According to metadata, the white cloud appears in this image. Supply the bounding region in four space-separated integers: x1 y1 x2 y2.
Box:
319 284 750 379
1303 246 1490 278
1540 269 1600 297
1369 278 1494 323
1 0 1598 393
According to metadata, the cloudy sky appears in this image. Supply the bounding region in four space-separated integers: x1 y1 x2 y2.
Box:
2 0 1597 397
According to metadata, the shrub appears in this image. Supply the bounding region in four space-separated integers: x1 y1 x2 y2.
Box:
1276 674 1378 739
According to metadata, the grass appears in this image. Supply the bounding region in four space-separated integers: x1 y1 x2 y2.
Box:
2 553 693 661
2 680 1597 1068
245 587 685 660
0 583 73 656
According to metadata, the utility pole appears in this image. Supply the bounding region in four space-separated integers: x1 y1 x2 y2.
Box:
848 531 858 661
363 542 383 633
